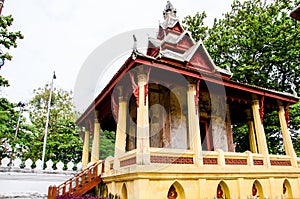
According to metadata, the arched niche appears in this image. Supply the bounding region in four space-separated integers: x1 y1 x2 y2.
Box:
251 180 264 199
282 179 293 199
121 183 128 199
167 181 186 199
216 181 230 199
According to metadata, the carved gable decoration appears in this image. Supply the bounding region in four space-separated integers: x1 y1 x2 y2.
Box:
187 43 216 72
171 21 184 33
146 1 222 75
177 34 194 50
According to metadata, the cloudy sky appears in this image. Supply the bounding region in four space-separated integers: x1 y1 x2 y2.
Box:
1 0 232 111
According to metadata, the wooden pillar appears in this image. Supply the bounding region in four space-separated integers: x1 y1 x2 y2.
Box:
245 109 258 153
91 111 100 163
136 68 150 165
187 83 202 166
127 98 137 151
252 99 270 166
82 129 90 169
113 86 127 169
278 105 297 167
226 103 235 152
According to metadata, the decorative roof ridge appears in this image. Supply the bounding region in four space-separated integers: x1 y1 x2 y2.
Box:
132 48 158 60
215 66 233 77
134 51 298 100
174 30 195 45
159 49 186 61
148 37 162 48
150 30 195 49
159 19 181 30
183 40 233 76
228 80 299 100
291 5 300 21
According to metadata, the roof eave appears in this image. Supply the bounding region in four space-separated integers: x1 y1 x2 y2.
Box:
76 55 135 126
291 5 300 21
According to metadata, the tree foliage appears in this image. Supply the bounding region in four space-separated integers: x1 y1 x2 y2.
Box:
0 15 23 61
0 97 18 158
100 130 115 160
0 14 24 161
183 0 300 154
24 85 83 164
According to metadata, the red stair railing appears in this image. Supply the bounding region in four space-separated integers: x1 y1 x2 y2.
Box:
48 160 104 199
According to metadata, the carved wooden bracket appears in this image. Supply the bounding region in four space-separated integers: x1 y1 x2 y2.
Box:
259 96 265 123
285 103 290 126
88 119 93 134
195 80 200 114
144 68 151 106
111 94 118 123
129 68 151 107
129 71 139 107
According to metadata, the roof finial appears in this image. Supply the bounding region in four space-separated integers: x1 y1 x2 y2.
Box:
163 1 177 19
133 34 137 52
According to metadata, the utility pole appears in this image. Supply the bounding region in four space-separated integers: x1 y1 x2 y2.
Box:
41 71 56 169
9 102 25 165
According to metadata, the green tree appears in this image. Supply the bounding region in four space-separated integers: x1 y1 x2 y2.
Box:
183 0 300 154
100 130 115 160
0 15 23 61
0 98 17 159
0 14 24 161
0 91 31 162
25 84 83 164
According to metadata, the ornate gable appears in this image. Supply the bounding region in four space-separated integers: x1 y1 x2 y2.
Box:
185 42 216 72
146 1 232 78
177 32 194 50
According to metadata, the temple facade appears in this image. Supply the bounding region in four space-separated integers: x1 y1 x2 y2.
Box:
74 2 300 199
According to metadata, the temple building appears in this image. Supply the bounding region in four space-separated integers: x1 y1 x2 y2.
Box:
48 2 300 199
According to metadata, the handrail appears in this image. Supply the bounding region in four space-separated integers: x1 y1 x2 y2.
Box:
48 160 104 199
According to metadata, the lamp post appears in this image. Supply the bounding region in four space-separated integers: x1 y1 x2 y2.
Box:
41 71 56 169
9 101 26 165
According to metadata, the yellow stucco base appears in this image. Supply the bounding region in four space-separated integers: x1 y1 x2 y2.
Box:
100 164 300 199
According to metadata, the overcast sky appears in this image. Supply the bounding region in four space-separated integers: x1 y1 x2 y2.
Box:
1 0 232 111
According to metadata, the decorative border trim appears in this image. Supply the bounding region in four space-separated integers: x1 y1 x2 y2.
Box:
253 159 264 165
270 160 291 166
120 157 136 167
150 156 193 164
225 158 247 165
203 158 218 165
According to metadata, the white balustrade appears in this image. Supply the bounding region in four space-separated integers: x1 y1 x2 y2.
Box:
67 161 74 171
24 158 33 169
0 157 81 173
